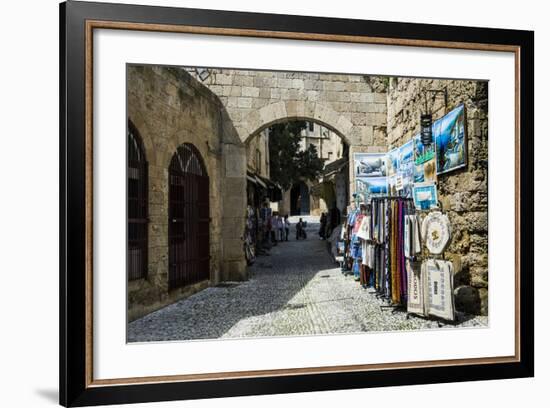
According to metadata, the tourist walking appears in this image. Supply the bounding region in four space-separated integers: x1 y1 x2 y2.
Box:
276 214 284 242
284 214 290 241
270 212 278 245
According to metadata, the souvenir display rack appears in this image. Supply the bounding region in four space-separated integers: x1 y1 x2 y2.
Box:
340 194 457 323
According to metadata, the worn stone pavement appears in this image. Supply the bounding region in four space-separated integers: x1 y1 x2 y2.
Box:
128 216 487 342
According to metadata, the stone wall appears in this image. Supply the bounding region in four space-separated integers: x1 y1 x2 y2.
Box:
188 69 388 147
386 78 489 315
127 66 247 321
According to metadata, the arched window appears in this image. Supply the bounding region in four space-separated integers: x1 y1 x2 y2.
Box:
168 143 210 290
127 121 148 281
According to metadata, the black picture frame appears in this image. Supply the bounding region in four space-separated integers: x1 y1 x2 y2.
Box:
60 1 534 406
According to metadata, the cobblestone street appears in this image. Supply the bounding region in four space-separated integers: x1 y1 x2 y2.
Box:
128 217 487 342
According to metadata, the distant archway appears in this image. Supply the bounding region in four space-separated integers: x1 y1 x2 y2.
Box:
290 181 310 216
242 101 353 146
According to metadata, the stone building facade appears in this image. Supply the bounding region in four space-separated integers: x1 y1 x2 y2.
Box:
386 78 489 315
127 66 248 321
299 121 345 163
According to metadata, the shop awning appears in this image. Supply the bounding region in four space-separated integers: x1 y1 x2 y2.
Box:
246 171 283 201
247 171 268 189
323 157 348 178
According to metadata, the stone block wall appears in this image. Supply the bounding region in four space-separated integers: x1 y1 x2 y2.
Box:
187 69 388 147
127 66 247 321
386 77 489 315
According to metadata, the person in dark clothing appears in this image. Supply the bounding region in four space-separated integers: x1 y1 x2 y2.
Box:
296 218 307 240
319 212 327 240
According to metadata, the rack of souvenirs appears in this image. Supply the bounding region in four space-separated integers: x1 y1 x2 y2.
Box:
338 196 456 322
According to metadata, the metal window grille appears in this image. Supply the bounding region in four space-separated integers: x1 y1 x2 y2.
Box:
127 121 148 281
168 143 210 290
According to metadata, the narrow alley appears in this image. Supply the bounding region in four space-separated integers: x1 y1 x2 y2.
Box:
128 217 486 342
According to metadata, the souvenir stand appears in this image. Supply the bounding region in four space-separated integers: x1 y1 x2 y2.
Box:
339 104 469 323
337 196 456 322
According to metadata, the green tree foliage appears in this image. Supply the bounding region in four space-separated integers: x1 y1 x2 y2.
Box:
268 121 325 190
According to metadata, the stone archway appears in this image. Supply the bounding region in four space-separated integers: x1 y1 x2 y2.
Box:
240 101 354 144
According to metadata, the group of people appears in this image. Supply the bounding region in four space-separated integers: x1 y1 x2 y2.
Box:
258 202 310 248
269 212 291 244
259 202 291 247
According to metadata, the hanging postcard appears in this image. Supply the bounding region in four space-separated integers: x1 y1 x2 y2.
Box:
386 147 400 177
413 133 437 183
356 176 388 202
388 174 398 196
398 139 414 198
434 104 467 175
354 153 387 177
413 182 438 210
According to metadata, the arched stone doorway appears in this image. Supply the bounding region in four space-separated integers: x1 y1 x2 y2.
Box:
168 143 210 290
245 116 350 218
290 181 310 216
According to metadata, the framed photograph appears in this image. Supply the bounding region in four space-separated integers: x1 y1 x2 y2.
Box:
60 1 534 406
354 153 388 177
413 182 439 210
434 104 468 175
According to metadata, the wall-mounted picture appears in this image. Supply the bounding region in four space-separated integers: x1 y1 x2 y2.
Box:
356 176 388 201
435 104 467 175
414 159 437 183
413 182 439 210
386 147 400 177
354 153 387 177
388 174 398 196
397 140 414 198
